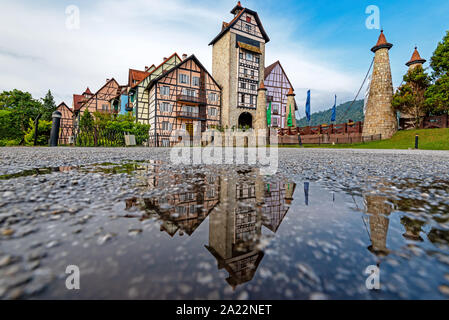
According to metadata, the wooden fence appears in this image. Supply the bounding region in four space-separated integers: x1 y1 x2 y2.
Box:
399 115 449 130
278 121 363 137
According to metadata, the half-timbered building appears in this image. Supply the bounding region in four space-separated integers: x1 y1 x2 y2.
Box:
128 53 182 125
56 102 73 145
143 54 221 147
264 61 297 128
73 79 121 132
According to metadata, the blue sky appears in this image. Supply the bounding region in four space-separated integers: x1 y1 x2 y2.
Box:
0 0 448 116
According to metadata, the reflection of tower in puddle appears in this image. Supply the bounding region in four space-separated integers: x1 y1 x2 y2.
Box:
364 195 392 257
128 163 220 237
206 171 295 289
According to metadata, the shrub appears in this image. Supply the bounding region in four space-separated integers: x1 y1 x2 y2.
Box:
24 119 52 146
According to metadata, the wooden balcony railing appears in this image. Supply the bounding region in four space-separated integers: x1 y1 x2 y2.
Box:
176 111 205 120
177 94 206 104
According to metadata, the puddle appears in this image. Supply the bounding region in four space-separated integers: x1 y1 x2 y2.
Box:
1 161 449 299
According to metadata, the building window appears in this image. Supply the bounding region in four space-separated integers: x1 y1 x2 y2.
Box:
160 86 170 96
272 117 279 127
182 105 198 116
246 16 251 23
102 104 108 111
246 52 253 61
250 84 256 91
208 92 217 102
241 82 246 89
239 52 243 59
241 94 245 104
245 24 252 33
161 139 170 147
162 121 172 131
182 88 196 97
272 103 280 114
209 107 217 117
176 206 186 214
160 102 172 113
255 57 260 64
179 74 189 84
192 76 200 87
207 188 216 198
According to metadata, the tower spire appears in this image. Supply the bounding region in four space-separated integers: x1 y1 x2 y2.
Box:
406 46 426 68
371 30 393 53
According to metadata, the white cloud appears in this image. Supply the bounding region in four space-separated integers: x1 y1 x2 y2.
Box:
0 0 362 115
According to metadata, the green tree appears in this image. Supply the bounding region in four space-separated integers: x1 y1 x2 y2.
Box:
425 30 449 114
392 65 431 127
0 110 22 141
430 30 449 79
0 89 42 138
40 90 57 121
425 74 449 115
79 109 94 132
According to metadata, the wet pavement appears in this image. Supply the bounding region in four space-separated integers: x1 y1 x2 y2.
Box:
1 147 449 299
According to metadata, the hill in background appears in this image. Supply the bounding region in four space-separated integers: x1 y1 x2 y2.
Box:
297 100 364 127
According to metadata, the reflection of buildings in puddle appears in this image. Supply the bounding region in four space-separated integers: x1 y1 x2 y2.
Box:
428 228 449 246
144 175 220 237
364 195 392 257
125 166 295 288
125 163 220 237
206 174 295 289
401 216 425 242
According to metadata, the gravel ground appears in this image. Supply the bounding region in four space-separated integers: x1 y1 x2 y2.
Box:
1 147 449 299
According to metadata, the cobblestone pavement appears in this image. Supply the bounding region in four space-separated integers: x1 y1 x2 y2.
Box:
1 147 449 299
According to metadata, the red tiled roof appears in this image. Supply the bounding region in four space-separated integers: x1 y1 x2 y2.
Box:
131 53 181 89
83 87 92 95
128 69 150 87
375 30 388 47
371 30 393 52
73 94 85 111
406 47 426 66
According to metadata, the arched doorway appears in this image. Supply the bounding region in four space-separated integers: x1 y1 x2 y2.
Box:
238 112 253 129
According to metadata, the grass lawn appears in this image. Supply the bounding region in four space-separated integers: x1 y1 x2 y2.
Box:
280 128 449 150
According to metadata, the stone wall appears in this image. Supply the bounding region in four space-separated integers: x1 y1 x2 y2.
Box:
212 32 232 128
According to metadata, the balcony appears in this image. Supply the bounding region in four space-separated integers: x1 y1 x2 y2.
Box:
177 94 206 105
176 111 205 120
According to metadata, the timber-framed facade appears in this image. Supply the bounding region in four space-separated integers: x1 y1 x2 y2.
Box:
143 55 221 147
128 53 182 126
264 61 297 128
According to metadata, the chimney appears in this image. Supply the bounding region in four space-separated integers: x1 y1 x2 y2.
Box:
182 54 188 60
